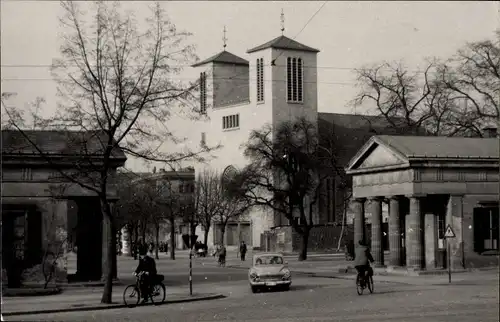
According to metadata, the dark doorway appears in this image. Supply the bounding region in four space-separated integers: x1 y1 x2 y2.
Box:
73 197 102 281
473 207 499 254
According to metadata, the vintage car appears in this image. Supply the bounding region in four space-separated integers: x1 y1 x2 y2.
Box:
248 252 291 293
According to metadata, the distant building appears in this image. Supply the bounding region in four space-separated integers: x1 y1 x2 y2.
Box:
120 168 195 252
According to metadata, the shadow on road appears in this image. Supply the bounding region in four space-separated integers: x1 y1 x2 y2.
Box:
371 289 425 295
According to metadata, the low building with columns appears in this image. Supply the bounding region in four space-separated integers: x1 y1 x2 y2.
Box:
2 130 126 283
346 135 499 271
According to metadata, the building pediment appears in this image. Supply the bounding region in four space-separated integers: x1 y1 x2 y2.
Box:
346 137 409 173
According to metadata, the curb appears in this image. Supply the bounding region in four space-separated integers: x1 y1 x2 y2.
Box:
2 293 226 317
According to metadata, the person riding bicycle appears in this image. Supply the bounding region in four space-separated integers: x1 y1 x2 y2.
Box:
218 244 227 266
354 240 374 287
134 248 157 303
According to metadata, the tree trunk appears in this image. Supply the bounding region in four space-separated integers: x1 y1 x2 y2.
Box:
298 228 309 261
133 224 139 259
141 220 147 242
337 199 349 252
203 225 210 246
190 223 197 238
169 218 176 260
155 224 160 260
220 224 226 245
100 199 114 304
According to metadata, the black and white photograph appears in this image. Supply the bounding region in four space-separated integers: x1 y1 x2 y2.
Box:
1 1 499 321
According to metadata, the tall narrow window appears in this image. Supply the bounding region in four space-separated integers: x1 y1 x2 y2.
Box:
286 57 304 103
256 58 264 102
200 72 207 114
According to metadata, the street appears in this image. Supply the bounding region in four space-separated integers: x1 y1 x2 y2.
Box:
115 251 348 286
7 274 499 322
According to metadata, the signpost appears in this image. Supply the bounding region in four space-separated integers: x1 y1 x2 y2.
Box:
182 234 198 296
444 224 456 283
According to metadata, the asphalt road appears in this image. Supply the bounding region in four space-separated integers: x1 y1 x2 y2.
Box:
8 275 499 322
117 254 251 286
116 251 349 286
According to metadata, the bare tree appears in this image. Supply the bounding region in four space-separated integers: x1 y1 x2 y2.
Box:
316 120 353 250
237 117 324 261
194 169 224 246
214 172 252 245
351 60 479 137
438 30 500 133
1 1 217 303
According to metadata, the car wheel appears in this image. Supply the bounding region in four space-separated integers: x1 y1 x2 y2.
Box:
281 285 290 291
251 286 259 293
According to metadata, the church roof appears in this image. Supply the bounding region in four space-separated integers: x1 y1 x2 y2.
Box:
191 50 249 67
317 112 424 166
247 35 320 54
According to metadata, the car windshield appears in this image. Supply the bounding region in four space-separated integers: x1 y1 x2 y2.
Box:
255 255 283 265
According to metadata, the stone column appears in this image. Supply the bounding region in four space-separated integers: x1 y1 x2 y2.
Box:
424 213 437 269
369 197 384 267
353 198 366 245
406 195 425 269
388 196 403 266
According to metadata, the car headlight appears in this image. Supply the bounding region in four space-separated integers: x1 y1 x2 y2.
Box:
250 272 259 280
281 269 291 279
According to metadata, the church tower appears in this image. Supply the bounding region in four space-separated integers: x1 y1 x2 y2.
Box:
190 16 321 248
246 10 320 132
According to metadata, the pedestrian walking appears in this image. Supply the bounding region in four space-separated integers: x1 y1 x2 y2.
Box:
239 241 247 261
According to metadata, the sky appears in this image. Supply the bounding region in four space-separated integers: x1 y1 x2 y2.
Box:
1 1 499 171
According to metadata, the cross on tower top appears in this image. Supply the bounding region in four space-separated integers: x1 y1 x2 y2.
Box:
280 9 285 35
223 25 228 50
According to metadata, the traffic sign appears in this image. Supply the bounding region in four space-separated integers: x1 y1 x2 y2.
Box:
444 225 456 238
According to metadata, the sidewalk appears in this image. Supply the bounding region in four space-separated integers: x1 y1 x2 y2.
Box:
1 284 224 317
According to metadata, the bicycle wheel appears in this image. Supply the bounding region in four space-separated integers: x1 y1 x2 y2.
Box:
123 285 141 308
151 283 166 304
356 275 364 295
367 276 374 293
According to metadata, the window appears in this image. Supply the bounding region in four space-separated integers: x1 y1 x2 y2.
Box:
286 57 303 103
256 58 264 102
200 132 206 147
222 114 240 130
200 72 207 114
22 168 33 181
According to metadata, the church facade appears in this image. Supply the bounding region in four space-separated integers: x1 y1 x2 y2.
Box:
191 34 321 249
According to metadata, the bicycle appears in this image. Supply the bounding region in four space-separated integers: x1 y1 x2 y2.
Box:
356 269 374 295
218 255 226 267
123 271 166 308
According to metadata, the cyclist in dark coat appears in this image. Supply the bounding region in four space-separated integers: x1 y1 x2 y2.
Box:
135 249 157 302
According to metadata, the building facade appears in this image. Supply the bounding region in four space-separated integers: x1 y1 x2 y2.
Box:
346 135 499 270
191 35 320 249
1 130 126 283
